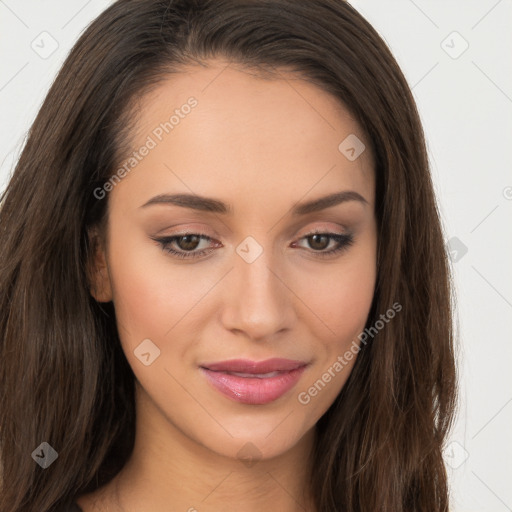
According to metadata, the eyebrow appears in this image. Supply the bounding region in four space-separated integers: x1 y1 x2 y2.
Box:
140 190 368 215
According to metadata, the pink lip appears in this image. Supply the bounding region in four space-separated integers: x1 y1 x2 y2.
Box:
199 358 308 405
202 358 306 373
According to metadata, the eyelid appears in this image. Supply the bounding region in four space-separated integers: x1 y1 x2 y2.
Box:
296 225 348 237
153 223 218 238
154 223 349 244
151 226 355 261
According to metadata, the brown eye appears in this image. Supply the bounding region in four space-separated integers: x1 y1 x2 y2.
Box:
151 233 219 260
293 232 355 258
175 235 202 251
307 234 331 251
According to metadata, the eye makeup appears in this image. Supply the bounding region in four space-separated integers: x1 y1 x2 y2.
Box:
150 228 355 261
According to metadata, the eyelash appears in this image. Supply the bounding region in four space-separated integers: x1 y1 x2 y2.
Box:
151 229 354 260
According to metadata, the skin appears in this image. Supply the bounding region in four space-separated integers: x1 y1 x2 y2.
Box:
79 58 377 512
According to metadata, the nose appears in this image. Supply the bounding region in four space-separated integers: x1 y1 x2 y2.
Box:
219 242 295 341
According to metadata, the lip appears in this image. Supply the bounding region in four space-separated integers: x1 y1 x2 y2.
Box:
199 358 309 405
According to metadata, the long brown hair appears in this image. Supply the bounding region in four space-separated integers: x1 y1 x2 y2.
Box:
0 1 458 510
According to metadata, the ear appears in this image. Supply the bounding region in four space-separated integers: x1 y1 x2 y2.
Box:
86 225 113 303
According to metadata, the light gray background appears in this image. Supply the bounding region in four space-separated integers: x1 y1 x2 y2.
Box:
1 1 511 510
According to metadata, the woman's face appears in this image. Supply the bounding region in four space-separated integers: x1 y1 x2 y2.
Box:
91 59 377 462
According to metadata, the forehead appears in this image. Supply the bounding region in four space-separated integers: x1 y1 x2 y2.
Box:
114 59 375 211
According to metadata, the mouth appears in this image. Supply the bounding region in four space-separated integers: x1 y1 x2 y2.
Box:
199 358 309 405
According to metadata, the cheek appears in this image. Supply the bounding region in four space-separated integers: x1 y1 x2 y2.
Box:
106 234 209 348
298 248 377 352
291 258 376 422
318 273 373 332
